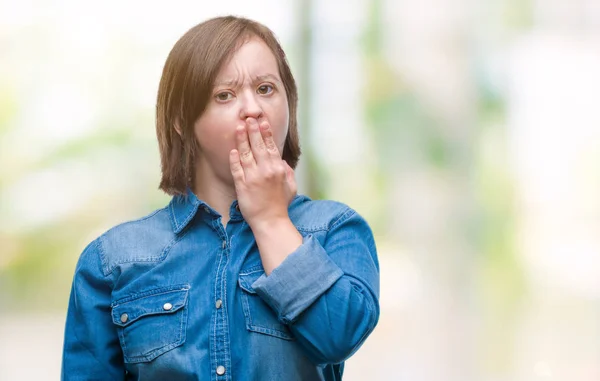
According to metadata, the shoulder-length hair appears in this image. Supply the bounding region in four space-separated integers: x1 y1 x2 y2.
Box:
156 16 301 195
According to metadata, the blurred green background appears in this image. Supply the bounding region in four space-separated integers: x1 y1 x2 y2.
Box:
1 0 599 380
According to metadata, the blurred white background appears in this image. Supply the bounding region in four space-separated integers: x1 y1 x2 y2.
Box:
1 0 599 380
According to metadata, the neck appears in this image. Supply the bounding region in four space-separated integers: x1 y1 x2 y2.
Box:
192 160 236 226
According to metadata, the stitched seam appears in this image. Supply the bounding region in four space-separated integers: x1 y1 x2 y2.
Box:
239 275 295 340
211 297 217 380
238 266 264 276
169 201 179 231
212 243 225 379
104 257 162 275
96 238 111 277
175 202 200 234
222 249 231 377
247 324 294 340
104 227 190 275
329 208 356 231
284 268 343 324
295 225 328 233
241 293 251 327
111 285 190 307
160 227 191 261
120 324 129 359
114 307 184 326
178 292 188 352
120 292 189 363
241 292 294 340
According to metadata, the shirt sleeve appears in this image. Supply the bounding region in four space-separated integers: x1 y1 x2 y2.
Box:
251 208 380 365
62 239 125 380
251 235 344 323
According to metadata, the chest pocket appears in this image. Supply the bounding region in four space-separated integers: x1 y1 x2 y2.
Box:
111 285 190 363
238 268 294 341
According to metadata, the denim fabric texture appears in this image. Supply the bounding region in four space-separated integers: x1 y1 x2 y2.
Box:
62 189 380 380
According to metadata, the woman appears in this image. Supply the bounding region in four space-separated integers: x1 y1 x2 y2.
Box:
62 16 380 381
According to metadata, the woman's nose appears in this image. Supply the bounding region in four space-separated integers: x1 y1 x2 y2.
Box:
239 91 263 120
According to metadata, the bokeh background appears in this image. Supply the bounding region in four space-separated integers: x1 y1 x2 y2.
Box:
1 0 599 380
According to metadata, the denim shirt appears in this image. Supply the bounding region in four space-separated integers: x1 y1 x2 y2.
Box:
61 190 380 381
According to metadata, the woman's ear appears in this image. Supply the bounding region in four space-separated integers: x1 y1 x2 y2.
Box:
174 120 183 137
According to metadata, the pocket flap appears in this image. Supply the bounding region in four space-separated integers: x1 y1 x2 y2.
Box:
238 269 264 294
111 287 189 327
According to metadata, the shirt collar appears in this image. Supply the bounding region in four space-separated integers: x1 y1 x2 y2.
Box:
169 189 308 234
169 188 204 234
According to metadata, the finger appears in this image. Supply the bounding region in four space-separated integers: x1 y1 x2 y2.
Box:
260 120 281 157
236 124 256 169
246 118 268 162
229 149 245 184
283 161 298 195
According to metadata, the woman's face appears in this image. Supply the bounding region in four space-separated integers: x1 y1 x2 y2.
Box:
193 37 289 184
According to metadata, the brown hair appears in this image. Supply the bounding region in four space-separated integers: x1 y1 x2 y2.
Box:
156 16 301 195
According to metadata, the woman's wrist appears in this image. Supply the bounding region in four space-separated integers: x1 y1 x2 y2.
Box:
250 216 303 275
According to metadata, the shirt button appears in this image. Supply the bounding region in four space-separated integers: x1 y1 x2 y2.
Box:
222 240 226 249
215 299 222 309
120 313 128 323
216 365 226 375
163 303 173 311
203 206 210 213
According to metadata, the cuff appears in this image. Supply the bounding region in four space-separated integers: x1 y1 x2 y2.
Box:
251 235 344 324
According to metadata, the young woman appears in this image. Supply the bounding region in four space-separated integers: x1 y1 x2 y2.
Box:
62 16 380 381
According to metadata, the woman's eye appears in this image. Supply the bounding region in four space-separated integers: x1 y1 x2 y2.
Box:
257 85 273 95
216 92 233 101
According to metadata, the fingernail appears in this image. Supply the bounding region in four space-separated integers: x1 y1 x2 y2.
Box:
246 117 258 126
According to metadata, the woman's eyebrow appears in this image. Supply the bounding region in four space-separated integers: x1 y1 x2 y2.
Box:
214 74 281 88
214 78 239 87
255 74 281 83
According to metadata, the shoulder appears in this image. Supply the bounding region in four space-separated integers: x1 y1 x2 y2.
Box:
86 206 176 276
289 194 368 233
290 195 378 267
99 207 172 243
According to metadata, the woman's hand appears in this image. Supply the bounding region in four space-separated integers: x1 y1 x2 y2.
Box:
229 117 302 274
229 117 297 230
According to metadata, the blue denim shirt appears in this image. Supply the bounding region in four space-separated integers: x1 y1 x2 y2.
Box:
62 190 380 380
